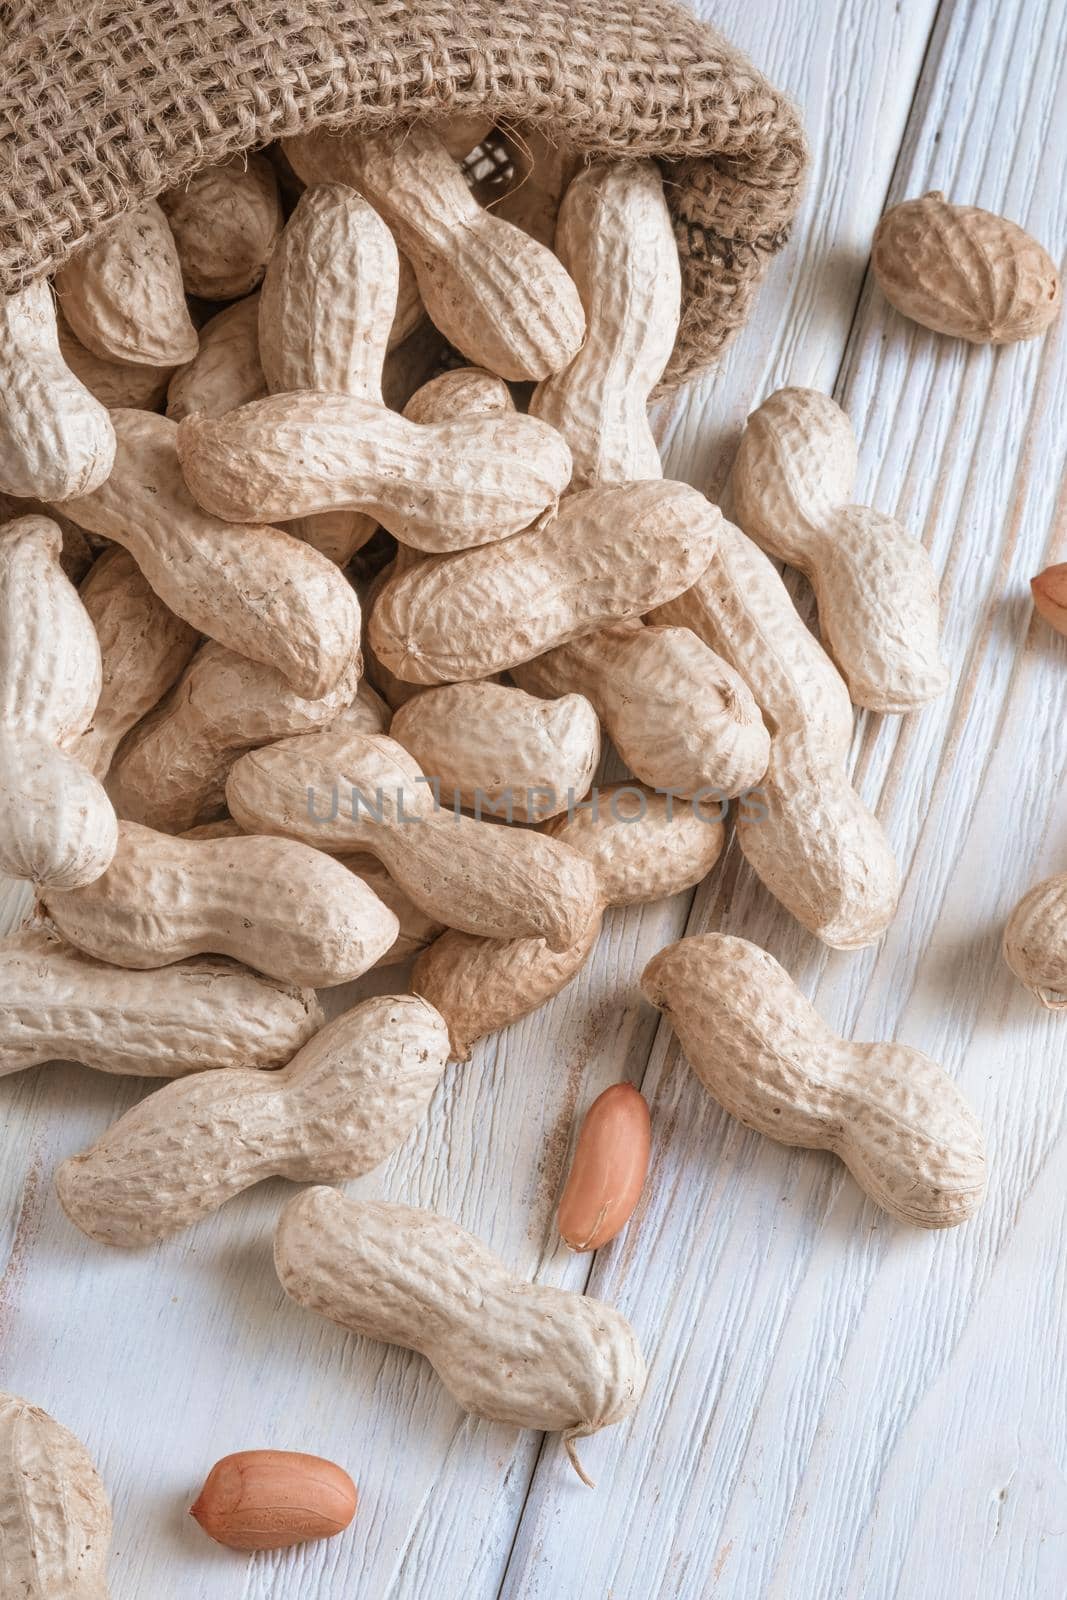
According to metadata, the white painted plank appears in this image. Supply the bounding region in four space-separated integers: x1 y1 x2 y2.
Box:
506 0 1067 1595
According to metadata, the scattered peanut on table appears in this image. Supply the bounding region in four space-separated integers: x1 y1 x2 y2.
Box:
0 1391 113 1598
1003 873 1067 1009
558 1083 652 1252
56 995 451 1246
190 1449 357 1552
642 934 987 1228
871 191 1061 344
273 1187 647 1486
729 387 948 712
1031 563 1067 638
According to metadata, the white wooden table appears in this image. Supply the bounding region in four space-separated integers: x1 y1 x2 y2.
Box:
3 0 1066 1593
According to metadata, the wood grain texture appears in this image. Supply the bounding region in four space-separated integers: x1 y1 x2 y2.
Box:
1 0 1065 1594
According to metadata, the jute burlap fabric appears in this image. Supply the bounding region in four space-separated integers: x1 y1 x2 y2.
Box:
0 1 807 386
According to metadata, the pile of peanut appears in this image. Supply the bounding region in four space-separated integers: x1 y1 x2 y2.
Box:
0 118 1061 1576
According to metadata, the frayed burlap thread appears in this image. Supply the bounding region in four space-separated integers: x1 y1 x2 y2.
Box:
0 1 807 386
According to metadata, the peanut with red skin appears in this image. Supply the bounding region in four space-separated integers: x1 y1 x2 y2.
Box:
1031 564 1067 638
190 1450 357 1552
558 1083 651 1251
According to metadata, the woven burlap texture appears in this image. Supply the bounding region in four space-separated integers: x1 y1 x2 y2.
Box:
0 0 807 386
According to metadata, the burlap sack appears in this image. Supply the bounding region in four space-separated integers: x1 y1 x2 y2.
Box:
0 1 806 387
